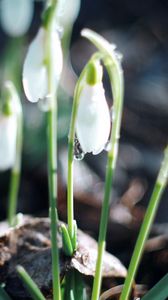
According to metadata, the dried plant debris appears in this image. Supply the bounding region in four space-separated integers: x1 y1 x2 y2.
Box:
0 216 126 299
99 284 147 300
73 229 127 277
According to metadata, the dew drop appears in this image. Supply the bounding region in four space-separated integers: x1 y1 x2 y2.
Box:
74 151 85 161
74 136 85 161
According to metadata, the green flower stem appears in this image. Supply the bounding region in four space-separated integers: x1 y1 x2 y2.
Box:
81 29 124 300
120 146 168 300
45 0 61 299
8 96 23 227
67 53 100 245
67 63 88 242
17 266 46 300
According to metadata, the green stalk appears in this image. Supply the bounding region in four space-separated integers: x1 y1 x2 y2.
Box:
120 146 168 300
45 1 61 299
81 29 124 300
8 112 22 226
0 285 12 300
67 63 87 242
17 266 46 300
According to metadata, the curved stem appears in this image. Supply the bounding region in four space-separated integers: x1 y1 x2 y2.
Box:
81 29 124 300
120 146 168 300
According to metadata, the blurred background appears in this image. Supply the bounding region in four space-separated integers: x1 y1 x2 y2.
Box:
0 0 168 291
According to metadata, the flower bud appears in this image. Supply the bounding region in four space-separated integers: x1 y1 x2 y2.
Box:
76 61 111 155
56 0 81 28
0 82 20 171
0 0 34 37
23 27 63 103
0 114 17 170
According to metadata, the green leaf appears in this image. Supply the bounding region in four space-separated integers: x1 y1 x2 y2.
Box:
63 270 88 300
73 270 88 300
16 265 46 300
142 273 168 300
0 285 12 300
71 220 77 251
61 224 73 256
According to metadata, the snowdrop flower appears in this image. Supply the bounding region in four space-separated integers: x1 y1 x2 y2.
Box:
0 82 20 171
56 0 81 28
76 61 111 155
23 27 63 103
0 0 34 37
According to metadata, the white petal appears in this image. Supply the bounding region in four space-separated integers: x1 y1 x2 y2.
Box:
56 0 81 27
50 30 63 84
23 28 63 103
23 28 47 103
0 115 17 171
76 83 111 155
0 0 33 37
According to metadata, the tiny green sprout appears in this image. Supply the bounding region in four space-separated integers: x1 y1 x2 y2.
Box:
61 224 74 256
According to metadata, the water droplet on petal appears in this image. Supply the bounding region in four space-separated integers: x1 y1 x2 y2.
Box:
74 151 85 161
74 136 85 161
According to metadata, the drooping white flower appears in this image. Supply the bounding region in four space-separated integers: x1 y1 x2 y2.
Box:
56 0 81 28
0 81 21 171
0 0 34 37
0 114 17 171
76 62 111 155
23 27 63 103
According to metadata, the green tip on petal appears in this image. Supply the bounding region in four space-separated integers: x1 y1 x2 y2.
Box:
1 82 13 116
86 60 103 86
1 81 20 116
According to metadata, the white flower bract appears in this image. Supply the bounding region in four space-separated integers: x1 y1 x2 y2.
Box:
56 0 81 28
0 114 17 171
76 82 111 155
23 27 63 103
0 0 34 37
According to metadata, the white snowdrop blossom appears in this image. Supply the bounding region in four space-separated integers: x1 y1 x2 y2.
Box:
0 81 21 171
0 114 17 171
76 82 111 155
56 0 81 28
23 27 63 103
0 0 34 37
